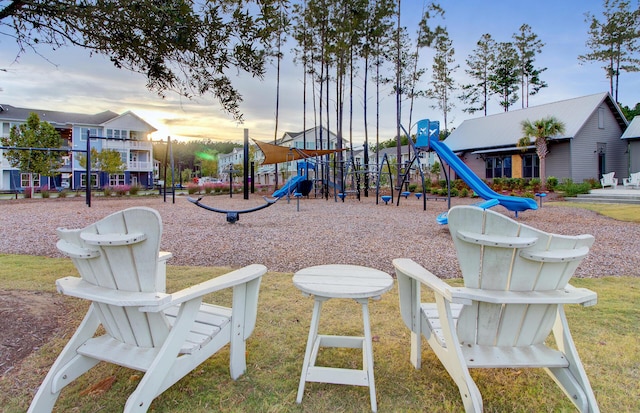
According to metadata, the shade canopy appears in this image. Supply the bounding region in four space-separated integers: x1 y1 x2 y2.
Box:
254 140 346 165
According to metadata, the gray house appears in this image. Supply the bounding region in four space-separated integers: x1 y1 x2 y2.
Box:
621 115 640 174
443 92 628 184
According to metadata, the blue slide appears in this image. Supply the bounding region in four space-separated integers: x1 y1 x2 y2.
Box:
272 175 306 198
429 138 538 213
415 118 537 213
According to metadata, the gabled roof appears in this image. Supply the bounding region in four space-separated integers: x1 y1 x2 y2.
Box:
102 110 157 132
278 125 343 146
621 116 640 140
0 104 119 126
444 92 627 152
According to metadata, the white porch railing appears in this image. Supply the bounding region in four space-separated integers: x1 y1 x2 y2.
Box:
103 140 152 150
127 161 152 171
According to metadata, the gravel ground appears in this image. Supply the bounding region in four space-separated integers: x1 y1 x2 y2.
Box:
0 193 637 278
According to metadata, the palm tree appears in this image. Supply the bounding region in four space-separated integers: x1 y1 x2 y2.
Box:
518 116 565 190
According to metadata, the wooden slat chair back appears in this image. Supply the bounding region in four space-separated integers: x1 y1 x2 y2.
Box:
394 205 599 412
56 207 170 349
29 207 267 413
449 206 594 349
623 171 640 188
600 172 617 188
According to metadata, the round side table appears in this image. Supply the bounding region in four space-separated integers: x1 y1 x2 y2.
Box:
293 264 393 412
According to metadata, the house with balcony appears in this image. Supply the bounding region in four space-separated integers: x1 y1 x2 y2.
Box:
0 104 157 191
253 126 347 185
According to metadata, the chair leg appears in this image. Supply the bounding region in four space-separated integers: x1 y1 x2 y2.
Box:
546 308 600 413
230 283 248 380
124 299 202 413
28 307 101 413
430 297 483 413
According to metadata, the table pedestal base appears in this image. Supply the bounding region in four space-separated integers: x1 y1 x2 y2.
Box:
296 298 377 412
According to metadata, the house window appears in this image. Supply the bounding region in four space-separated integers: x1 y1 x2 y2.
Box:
598 107 605 129
107 129 128 140
485 156 512 178
80 173 99 188
77 127 100 141
21 173 40 187
522 154 540 178
109 174 125 186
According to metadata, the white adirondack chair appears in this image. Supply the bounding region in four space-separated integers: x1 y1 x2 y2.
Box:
29 207 267 413
600 172 618 188
393 205 599 412
623 171 640 188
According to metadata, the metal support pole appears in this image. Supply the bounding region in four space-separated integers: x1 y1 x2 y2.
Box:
86 130 91 207
244 129 249 200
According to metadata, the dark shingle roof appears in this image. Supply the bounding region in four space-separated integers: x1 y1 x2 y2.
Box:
0 104 119 126
444 92 627 151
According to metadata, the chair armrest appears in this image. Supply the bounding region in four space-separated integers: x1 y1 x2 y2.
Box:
56 240 100 259
393 258 472 305
451 283 597 306
56 276 171 306
80 232 147 246
141 264 267 312
519 246 589 262
457 230 538 248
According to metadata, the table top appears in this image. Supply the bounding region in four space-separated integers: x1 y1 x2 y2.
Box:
293 264 393 299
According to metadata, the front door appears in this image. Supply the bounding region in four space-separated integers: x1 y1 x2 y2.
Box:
597 143 606 176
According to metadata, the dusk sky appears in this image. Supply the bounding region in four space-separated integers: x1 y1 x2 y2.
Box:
0 1 637 145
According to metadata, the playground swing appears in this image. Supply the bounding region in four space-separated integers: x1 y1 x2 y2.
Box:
336 155 361 202
375 153 395 205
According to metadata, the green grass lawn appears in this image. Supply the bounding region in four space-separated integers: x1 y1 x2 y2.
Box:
552 201 640 223
0 254 638 412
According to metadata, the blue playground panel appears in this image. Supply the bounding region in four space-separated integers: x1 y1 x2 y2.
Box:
437 199 500 225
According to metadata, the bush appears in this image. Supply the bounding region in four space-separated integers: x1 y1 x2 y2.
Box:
203 183 215 194
585 177 599 188
40 185 50 198
128 185 140 195
186 183 199 194
112 185 130 196
103 186 113 197
58 189 68 198
509 178 526 191
460 188 469 197
557 179 591 197
546 176 558 190
528 178 541 192
408 183 418 192
453 179 469 191
492 178 504 191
